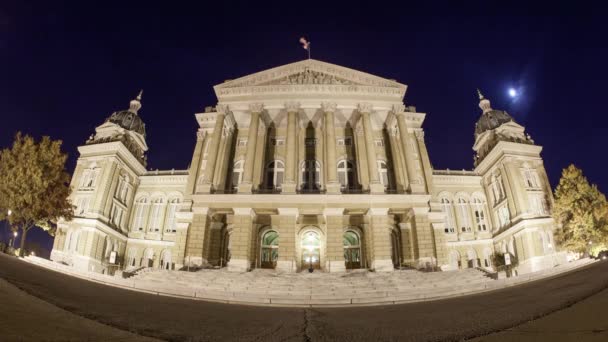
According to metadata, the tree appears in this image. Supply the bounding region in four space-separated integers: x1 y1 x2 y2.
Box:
552 164 608 253
0 132 73 256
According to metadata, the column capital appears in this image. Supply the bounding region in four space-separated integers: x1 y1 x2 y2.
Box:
414 129 425 141
216 104 229 115
323 208 344 217
196 129 206 141
284 101 300 113
233 207 255 217
277 208 299 216
248 103 264 114
357 103 373 114
392 103 406 115
367 208 389 216
321 102 337 113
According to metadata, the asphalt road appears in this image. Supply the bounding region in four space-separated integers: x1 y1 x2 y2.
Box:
1 253 607 342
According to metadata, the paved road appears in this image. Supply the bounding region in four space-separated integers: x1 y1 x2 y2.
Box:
1 254 607 342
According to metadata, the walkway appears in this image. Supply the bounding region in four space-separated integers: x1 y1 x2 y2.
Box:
1 254 607 341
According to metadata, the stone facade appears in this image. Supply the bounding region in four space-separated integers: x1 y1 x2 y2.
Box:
51 59 565 275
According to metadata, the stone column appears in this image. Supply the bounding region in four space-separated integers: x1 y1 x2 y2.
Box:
282 102 299 194
388 127 407 192
185 130 206 197
393 105 425 193
398 222 415 266
276 208 298 272
238 103 263 193
322 102 341 194
324 208 346 272
358 104 384 194
200 106 227 193
184 207 210 266
355 125 370 191
367 208 394 272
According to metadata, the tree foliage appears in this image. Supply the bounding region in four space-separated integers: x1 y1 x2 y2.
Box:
552 164 608 253
0 132 73 256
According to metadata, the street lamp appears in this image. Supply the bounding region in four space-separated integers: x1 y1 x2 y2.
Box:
10 231 17 248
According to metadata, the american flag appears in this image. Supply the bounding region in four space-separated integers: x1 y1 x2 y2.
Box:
299 37 310 50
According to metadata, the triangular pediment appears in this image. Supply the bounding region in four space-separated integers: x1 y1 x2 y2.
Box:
214 59 406 90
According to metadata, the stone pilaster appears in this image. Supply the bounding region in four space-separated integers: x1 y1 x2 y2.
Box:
200 105 227 193
359 103 384 194
411 207 437 269
185 130 206 197
414 130 433 193
398 222 415 266
367 208 394 272
394 105 425 193
388 127 407 193
238 104 263 193
282 102 299 194
322 102 340 194
276 208 298 272
227 208 255 272
324 208 346 272
184 207 210 266
93 159 118 217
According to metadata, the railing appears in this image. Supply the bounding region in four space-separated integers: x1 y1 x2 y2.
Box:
144 169 189 176
432 169 478 176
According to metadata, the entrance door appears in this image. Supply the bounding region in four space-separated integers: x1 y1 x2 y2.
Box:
301 231 321 270
343 231 362 269
260 230 279 269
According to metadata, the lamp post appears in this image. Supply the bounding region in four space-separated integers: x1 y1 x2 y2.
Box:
10 231 18 248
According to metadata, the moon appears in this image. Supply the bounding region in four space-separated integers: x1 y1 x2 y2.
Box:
508 88 517 97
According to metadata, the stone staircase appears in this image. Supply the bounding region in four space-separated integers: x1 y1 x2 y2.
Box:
19 255 597 307
129 268 495 306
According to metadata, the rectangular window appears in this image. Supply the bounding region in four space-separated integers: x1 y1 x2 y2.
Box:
271 138 285 146
238 139 248 147
374 139 384 147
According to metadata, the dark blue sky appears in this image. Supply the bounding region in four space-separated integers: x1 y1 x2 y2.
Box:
1 2 607 251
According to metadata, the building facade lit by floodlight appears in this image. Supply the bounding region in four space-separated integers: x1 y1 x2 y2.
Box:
50 59 566 275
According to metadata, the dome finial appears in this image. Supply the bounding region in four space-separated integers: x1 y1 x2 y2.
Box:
129 90 143 114
477 89 492 114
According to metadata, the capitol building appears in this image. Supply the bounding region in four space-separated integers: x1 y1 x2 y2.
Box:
50 59 564 275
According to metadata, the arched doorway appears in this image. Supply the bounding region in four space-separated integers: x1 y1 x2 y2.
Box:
301 231 321 270
142 248 154 268
260 230 279 269
449 250 461 270
343 230 362 269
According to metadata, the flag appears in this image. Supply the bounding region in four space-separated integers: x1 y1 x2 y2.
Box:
299 37 310 50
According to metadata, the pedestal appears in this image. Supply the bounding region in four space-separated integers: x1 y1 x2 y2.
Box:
281 182 297 194
237 182 253 194
326 182 342 194
369 182 385 194
227 258 250 272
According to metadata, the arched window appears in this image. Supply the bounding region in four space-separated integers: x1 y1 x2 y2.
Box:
232 160 244 187
132 198 148 232
127 248 138 267
149 198 164 233
491 173 506 204
343 230 362 269
449 250 461 269
466 249 478 268
472 197 488 231
80 165 99 189
441 197 456 233
266 160 284 189
337 160 355 189
377 160 389 188
142 248 154 267
164 198 180 233
260 230 279 269
522 164 541 189
300 160 321 191
456 197 472 233
160 249 172 270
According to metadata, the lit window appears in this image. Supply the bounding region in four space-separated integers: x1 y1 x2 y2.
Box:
337 160 355 189
164 199 179 233
441 198 456 233
377 160 389 188
472 198 488 231
266 160 285 189
132 198 148 232
232 160 244 187
457 198 472 233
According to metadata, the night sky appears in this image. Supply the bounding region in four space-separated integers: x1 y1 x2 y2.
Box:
1 3 607 253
